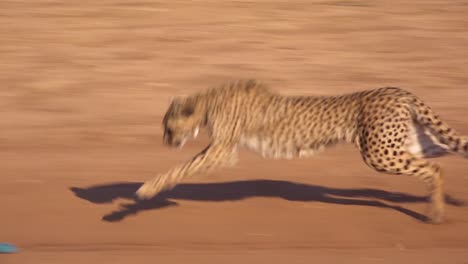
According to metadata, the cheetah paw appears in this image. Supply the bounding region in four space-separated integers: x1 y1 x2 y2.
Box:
428 208 445 224
135 182 158 200
135 175 173 200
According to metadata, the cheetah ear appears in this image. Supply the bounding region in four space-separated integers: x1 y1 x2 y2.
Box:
169 95 187 104
169 96 183 106
170 96 181 103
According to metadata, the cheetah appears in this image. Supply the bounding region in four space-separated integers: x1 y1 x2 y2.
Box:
136 79 468 223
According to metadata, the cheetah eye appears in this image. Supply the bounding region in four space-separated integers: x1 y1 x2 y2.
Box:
181 106 194 117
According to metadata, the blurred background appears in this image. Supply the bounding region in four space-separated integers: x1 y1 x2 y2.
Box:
1 0 468 263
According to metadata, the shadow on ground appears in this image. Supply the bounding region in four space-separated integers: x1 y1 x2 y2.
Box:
70 180 464 222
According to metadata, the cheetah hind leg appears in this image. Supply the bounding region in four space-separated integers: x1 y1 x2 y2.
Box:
405 158 445 224
378 155 445 224
362 147 445 223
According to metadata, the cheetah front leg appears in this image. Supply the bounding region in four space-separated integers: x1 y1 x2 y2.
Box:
136 142 238 200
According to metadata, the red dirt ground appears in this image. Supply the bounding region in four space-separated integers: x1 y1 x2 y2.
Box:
1 0 468 263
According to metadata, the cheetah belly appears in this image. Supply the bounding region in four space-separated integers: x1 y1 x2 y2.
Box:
239 136 297 159
239 135 326 159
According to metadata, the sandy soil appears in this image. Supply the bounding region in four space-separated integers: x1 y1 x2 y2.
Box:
1 0 468 263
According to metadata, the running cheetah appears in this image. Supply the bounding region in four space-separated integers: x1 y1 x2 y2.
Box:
136 79 468 223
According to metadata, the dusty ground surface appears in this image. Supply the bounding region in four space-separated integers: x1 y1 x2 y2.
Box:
1 0 468 263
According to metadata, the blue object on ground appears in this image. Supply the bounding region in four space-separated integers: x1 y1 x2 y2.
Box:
0 243 18 254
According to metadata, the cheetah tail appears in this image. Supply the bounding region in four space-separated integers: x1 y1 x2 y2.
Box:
409 97 468 158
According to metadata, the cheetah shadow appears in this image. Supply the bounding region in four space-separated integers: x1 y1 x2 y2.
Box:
70 180 465 223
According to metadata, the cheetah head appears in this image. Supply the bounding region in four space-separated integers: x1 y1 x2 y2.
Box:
162 96 203 148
